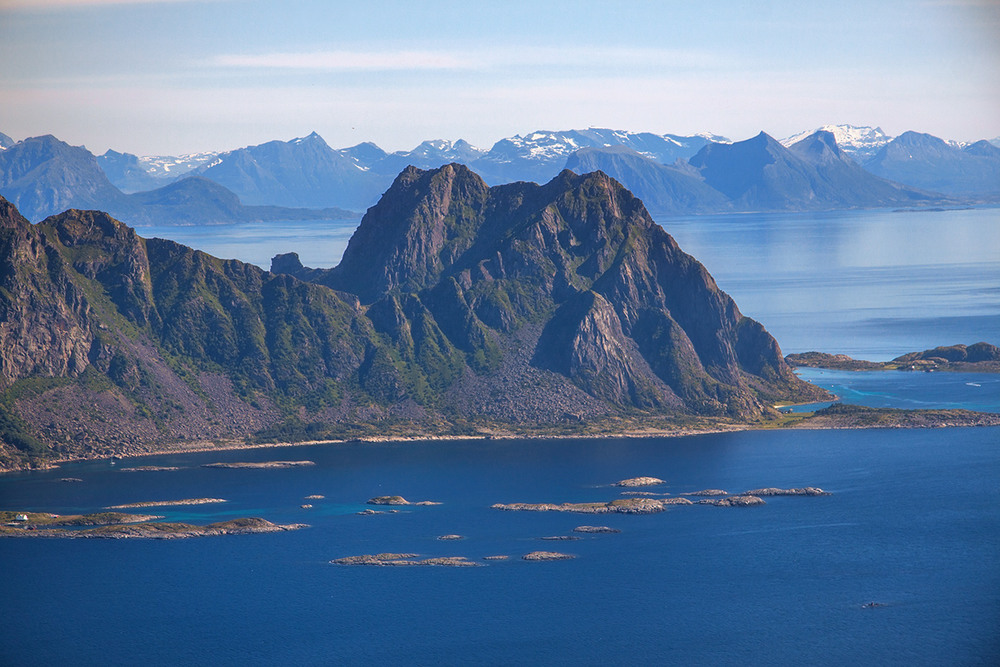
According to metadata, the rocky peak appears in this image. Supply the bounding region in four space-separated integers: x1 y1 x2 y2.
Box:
329 163 492 301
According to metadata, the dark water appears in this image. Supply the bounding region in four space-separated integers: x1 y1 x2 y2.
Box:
3 208 999 665
2 429 999 666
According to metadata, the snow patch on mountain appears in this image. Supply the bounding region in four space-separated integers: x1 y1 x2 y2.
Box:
781 125 891 163
138 152 220 177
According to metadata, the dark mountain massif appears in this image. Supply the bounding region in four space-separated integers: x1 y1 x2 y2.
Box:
0 135 355 224
0 165 827 470
864 131 1000 196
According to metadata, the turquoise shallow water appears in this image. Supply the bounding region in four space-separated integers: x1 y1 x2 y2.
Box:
2 207 998 665
795 367 1000 413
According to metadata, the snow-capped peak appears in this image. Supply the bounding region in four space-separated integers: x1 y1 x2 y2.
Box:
780 124 891 162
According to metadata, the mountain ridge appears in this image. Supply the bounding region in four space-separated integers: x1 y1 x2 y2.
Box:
0 165 827 469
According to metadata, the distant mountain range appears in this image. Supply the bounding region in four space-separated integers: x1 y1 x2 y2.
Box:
0 135 356 224
1 123 997 223
0 166 827 468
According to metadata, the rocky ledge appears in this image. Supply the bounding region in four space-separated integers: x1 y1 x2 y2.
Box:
202 460 316 469
367 496 441 506
331 553 479 567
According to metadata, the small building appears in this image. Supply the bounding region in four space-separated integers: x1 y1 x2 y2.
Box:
13 514 29 522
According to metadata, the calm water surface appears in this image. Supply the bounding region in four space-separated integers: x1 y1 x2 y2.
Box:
2 429 999 665
663 207 1000 359
2 208 998 665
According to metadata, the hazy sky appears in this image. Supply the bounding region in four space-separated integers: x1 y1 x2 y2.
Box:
1 0 997 155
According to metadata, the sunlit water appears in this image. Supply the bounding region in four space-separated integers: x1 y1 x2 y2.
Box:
2 208 999 665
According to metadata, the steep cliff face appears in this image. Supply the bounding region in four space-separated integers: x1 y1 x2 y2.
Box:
314 164 820 417
0 165 825 469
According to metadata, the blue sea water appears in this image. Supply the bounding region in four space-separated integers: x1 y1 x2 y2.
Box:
663 207 1000 360
2 208 999 665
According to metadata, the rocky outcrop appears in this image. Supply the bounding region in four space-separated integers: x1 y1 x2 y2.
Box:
105 498 227 509
367 496 441 506
522 551 575 561
202 461 316 469
492 497 693 515
1 515 305 539
614 476 665 487
743 487 829 497
697 495 765 507
331 553 479 567
573 526 621 533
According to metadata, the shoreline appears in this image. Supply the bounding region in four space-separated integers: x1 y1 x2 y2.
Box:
4 408 999 474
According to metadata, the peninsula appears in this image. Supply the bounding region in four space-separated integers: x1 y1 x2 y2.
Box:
786 343 1000 373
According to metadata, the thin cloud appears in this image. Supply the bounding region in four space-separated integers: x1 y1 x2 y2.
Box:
213 51 476 71
210 46 729 73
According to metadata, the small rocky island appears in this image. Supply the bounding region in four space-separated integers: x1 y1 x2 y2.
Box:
202 460 316 469
1 512 305 539
105 498 228 509
331 553 479 567
493 485 829 515
367 496 441 506
614 477 666 487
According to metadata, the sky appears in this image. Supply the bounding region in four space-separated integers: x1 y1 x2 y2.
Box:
0 0 998 156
